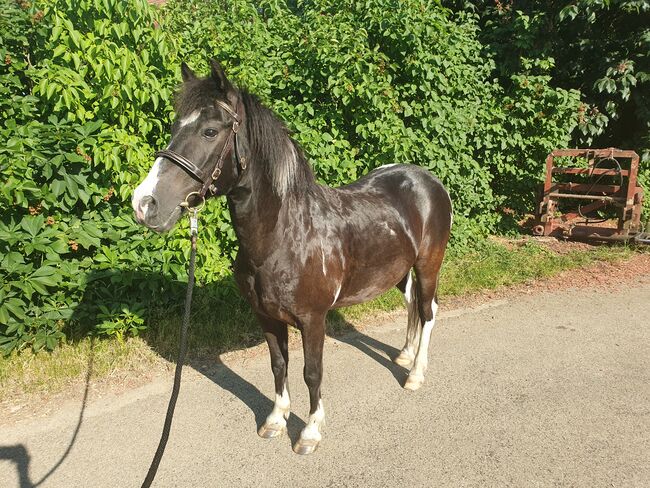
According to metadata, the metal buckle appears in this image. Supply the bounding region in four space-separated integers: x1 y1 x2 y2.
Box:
180 191 205 212
189 209 199 236
232 121 240 133
211 167 222 180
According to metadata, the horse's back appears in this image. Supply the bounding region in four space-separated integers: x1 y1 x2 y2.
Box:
335 163 452 236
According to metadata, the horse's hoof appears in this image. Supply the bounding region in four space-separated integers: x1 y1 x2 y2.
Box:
293 438 320 455
403 374 424 391
394 351 414 367
258 423 286 439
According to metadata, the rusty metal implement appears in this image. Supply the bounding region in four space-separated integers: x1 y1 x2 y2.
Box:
534 148 645 242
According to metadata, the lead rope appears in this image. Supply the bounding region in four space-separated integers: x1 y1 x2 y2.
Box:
141 209 199 488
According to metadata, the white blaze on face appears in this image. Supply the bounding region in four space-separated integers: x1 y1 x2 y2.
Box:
180 109 201 127
132 157 163 219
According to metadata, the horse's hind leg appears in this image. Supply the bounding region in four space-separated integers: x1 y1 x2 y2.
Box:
394 271 421 367
404 245 446 391
258 316 291 438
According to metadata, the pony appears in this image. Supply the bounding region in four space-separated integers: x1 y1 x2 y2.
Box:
132 59 452 454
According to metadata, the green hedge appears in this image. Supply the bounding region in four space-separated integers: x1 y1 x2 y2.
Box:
1 0 582 354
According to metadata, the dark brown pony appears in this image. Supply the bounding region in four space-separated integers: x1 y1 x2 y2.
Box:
132 60 452 454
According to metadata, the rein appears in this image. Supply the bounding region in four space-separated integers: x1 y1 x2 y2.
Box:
141 208 198 488
141 100 244 487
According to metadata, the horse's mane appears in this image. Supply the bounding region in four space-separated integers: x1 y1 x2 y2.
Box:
175 77 314 197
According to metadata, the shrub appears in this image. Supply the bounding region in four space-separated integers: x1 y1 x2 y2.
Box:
1 0 583 354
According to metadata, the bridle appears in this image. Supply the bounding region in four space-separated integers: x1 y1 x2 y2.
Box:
154 99 247 208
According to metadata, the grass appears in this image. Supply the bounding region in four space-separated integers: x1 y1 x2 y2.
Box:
0 238 638 403
0 336 160 400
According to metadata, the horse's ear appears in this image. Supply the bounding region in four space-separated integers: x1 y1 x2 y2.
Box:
209 58 232 92
181 62 195 82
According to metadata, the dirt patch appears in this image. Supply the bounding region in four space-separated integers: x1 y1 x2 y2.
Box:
488 234 598 254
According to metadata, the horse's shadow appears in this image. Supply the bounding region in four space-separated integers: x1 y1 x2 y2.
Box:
2 269 408 487
190 309 409 444
77 270 410 425
80 268 408 438
327 310 409 385
188 358 309 443
1 338 94 488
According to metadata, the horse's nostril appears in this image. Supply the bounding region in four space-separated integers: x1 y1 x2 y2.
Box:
140 195 157 217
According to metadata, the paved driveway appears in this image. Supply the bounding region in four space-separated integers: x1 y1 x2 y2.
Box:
1 283 649 487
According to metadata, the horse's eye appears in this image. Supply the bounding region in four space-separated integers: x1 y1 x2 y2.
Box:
203 128 218 138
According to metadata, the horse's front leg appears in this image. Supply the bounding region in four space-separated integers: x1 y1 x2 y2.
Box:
258 316 291 439
294 313 326 455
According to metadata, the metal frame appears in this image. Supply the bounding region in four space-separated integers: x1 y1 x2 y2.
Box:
534 148 644 241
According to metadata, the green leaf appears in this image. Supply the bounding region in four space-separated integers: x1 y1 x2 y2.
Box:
31 266 58 278
49 240 69 254
52 44 67 58
3 298 26 320
0 307 9 325
51 179 66 197
21 215 45 237
64 174 79 199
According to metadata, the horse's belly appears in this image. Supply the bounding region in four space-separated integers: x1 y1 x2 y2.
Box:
333 253 411 308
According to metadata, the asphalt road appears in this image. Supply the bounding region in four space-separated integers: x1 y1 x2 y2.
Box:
2 282 649 487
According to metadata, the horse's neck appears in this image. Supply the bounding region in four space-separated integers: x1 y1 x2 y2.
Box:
227 168 308 262
227 119 319 260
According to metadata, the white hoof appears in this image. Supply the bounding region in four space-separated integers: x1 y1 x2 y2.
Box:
394 351 414 367
294 437 320 455
258 421 287 438
403 374 424 391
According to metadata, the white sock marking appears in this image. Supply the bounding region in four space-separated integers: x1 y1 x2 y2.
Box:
300 400 325 441
410 299 438 378
265 384 290 427
401 296 420 359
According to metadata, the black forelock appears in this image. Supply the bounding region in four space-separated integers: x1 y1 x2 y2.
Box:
174 76 222 118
